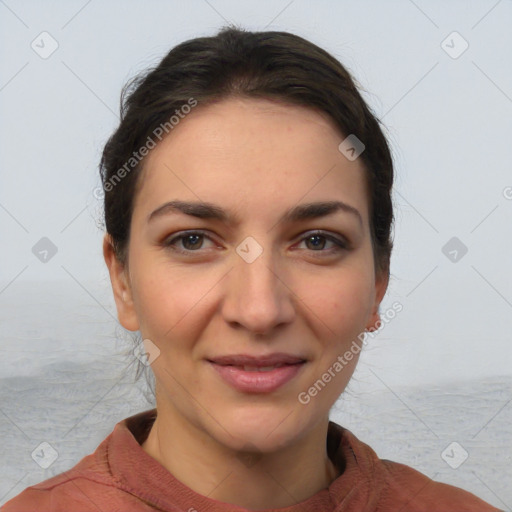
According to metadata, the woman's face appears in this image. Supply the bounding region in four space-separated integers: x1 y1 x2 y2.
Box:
105 97 388 452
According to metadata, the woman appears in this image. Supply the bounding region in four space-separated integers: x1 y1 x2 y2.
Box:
2 26 502 512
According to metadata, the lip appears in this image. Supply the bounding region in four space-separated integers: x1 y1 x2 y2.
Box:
207 353 307 393
208 353 306 367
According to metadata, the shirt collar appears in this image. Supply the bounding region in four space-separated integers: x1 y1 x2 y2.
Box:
108 408 377 511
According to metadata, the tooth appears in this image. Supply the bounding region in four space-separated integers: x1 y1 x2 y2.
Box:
243 365 277 372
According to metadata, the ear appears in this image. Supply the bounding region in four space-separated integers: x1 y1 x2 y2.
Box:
102 233 140 332
365 269 389 332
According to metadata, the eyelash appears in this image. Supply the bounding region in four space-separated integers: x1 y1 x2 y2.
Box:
162 230 349 257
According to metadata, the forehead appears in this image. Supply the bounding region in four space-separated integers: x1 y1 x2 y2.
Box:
133 97 369 225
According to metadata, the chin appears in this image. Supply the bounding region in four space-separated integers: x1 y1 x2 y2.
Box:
207 403 314 453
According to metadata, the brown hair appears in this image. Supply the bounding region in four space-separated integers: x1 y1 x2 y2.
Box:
100 24 394 278
99 25 395 396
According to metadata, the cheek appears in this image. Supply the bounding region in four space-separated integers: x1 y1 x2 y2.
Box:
297 267 374 335
131 263 219 340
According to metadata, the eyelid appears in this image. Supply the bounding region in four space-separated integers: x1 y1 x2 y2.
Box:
163 230 219 250
293 231 350 254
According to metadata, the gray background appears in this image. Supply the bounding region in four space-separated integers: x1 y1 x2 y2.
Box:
0 0 511 509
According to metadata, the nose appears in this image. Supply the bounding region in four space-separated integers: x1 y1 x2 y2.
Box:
221 245 295 336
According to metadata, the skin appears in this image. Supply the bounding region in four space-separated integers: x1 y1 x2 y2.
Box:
103 97 388 509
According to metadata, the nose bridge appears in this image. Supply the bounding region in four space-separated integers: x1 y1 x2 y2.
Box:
224 234 294 334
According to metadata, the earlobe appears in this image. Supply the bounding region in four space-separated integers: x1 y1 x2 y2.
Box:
366 306 381 332
366 270 389 332
102 234 140 332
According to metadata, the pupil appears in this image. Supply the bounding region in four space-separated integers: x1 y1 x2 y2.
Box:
185 234 201 249
308 235 324 250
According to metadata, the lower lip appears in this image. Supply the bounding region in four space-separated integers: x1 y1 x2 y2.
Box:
209 362 306 393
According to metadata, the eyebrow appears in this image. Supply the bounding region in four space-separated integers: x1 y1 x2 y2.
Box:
147 199 363 228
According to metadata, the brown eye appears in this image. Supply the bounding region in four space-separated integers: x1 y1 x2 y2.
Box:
163 231 216 254
180 233 203 250
297 231 348 254
162 230 348 258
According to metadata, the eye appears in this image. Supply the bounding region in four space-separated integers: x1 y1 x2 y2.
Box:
162 230 349 257
295 231 348 254
163 230 216 255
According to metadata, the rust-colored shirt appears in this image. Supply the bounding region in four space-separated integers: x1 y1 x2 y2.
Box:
2 408 502 511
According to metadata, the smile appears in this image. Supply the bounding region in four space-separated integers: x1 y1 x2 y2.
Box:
207 355 307 393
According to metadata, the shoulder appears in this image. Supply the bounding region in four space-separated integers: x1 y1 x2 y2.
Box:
1 452 114 512
1 429 122 512
333 424 503 511
377 458 503 511
2 410 159 512
0 458 152 512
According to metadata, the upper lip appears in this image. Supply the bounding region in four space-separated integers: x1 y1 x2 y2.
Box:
208 353 307 367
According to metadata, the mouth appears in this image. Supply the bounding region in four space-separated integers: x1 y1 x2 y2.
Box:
227 363 300 372
207 353 307 393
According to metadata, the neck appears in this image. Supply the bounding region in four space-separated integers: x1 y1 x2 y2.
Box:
141 402 340 509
